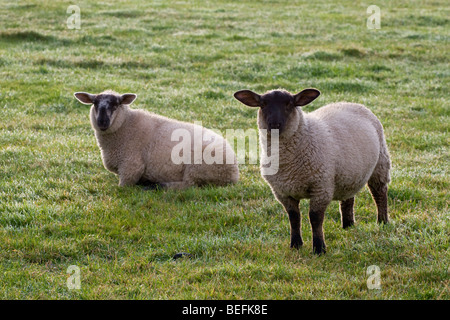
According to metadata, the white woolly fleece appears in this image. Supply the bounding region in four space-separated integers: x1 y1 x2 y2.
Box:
90 103 239 189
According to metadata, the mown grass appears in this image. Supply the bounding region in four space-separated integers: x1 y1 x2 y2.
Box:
0 0 448 299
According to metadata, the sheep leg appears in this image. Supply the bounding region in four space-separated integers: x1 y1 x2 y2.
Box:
368 181 389 224
339 197 355 228
277 195 303 249
118 165 144 187
308 199 329 255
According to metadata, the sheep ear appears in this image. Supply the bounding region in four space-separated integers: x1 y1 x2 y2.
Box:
120 93 137 105
294 89 320 106
74 92 96 105
233 90 261 107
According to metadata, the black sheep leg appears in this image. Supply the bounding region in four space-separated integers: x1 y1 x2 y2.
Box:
277 195 303 249
340 197 355 228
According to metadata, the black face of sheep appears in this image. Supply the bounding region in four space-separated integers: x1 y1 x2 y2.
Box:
92 94 120 131
74 91 137 131
233 89 320 133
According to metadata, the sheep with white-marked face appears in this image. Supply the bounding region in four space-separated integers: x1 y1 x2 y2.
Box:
74 90 239 189
234 88 391 254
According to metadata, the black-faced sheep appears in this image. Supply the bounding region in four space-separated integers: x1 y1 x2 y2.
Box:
74 90 239 189
234 88 391 254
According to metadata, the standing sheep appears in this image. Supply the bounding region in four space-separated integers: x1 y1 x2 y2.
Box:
234 88 391 254
74 90 239 189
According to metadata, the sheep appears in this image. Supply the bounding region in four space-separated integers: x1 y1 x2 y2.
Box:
74 90 239 189
234 88 391 254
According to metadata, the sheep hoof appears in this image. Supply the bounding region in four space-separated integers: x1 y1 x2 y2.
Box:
313 246 326 255
377 215 389 224
173 252 192 260
143 183 163 191
290 235 303 249
137 179 163 190
342 220 355 229
312 237 326 255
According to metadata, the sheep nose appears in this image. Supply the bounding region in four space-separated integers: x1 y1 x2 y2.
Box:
98 120 109 130
270 122 281 129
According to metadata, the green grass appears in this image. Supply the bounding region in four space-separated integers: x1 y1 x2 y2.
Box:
0 0 449 299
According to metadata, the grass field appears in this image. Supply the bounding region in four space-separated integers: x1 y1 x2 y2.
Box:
0 0 449 299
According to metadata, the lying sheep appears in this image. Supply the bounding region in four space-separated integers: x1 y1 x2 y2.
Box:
74 90 239 189
234 88 391 254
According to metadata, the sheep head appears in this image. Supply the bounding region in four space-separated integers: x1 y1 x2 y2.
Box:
234 88 320 134
74 90 137 131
